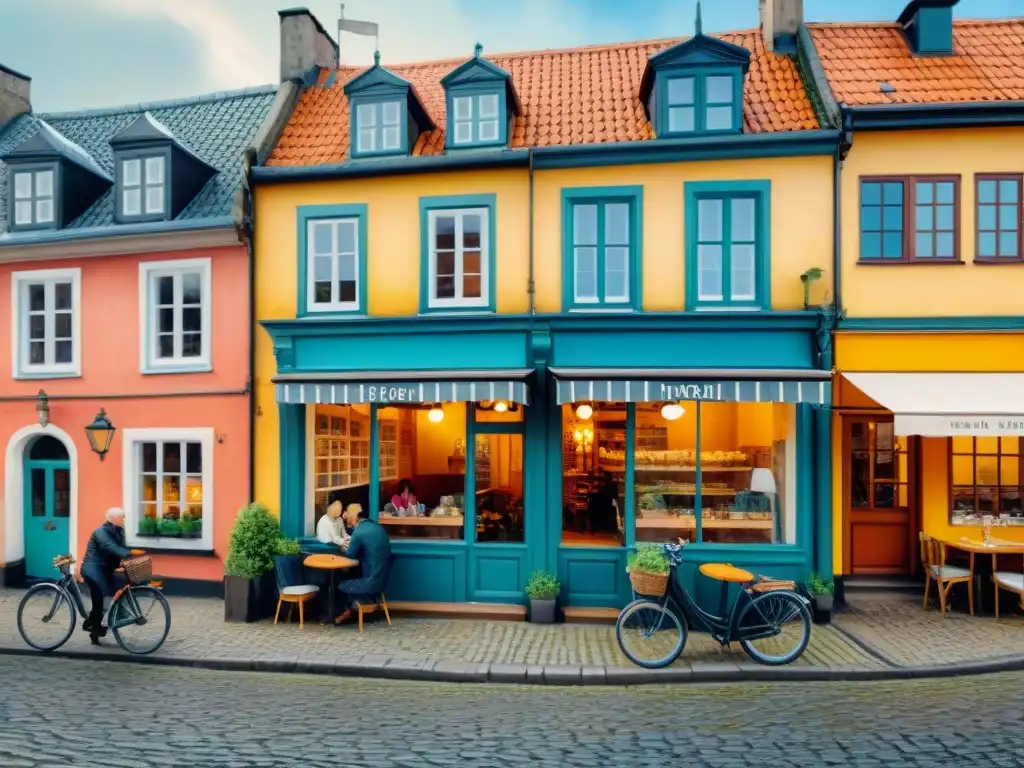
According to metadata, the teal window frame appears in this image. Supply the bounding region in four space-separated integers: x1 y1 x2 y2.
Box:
657 69 743 137
561 185 643 311
296 203 368 318
419 193 496 314
975 174 1023 262
684 180 771 310
446 88 506 148
7 162 59 232
349 97 407 159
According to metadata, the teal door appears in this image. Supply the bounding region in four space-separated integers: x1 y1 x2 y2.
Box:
23 438 71 580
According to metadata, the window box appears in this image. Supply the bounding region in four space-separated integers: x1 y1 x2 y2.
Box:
419 194 495 312
139 258 212 373
11 267 82 379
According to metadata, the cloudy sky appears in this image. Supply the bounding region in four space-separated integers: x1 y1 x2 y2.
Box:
2 0 1017 113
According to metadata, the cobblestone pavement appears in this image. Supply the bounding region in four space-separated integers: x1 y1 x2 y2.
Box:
835 591 1024 667
3 656 1024 767
0 588 878 671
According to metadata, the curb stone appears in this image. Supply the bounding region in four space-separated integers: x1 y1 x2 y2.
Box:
2 643 1024 685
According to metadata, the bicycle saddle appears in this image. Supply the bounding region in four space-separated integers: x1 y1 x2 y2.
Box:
699 562 754 583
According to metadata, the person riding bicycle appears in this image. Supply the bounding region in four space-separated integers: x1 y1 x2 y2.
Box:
79 507 132 645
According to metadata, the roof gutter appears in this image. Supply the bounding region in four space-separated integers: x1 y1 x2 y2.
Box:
846 101 1024 131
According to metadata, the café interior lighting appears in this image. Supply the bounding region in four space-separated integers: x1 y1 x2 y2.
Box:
575 403 593 420
660 402 685 421
493 401 508 413
428 405 445 423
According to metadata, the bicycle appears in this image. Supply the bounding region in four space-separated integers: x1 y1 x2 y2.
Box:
615 541 812 668
17 551 171 655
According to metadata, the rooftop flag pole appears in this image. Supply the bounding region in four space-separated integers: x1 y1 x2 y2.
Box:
338 3 381 54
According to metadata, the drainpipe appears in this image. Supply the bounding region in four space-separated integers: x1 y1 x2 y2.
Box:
833 112 851 317
527 147 536 315
243 147 258 506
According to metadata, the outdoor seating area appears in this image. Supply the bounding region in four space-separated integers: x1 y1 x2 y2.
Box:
919 528 1024 620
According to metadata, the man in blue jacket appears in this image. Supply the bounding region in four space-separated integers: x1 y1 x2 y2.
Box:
79 507 132 644
334 505 392 625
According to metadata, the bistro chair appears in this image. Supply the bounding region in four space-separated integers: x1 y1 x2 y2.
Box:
355 554 395 633
273 555 319 630
920 532 974 617
992 569 1024 619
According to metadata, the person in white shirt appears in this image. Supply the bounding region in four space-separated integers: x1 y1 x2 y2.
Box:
316 501 350 547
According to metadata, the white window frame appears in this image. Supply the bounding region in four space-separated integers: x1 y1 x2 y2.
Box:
451 94 501 146
12 168 56 227
427 207 490 309
10 267 82 379
306 218 361 313
121 427 215 551
138 257 212 373
355 101 402 154
121 155 166 217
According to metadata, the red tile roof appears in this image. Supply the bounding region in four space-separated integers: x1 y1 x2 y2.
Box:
807 19 1024 107
267 32 820 167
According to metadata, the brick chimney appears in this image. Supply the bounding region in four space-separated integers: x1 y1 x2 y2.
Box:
759 0 803 54
0 64 31 128
279 7 339 83
898 0 958 56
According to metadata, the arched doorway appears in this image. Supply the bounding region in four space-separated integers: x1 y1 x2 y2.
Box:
23 435 71 580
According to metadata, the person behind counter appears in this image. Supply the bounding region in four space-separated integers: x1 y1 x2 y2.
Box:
316 501 350 547
391 478 418 513
333 503 392 625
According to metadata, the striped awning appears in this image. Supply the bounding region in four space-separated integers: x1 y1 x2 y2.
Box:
552 369 830 406
275 376 530 406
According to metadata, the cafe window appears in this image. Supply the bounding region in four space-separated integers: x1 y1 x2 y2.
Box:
561 402 627 546
635 401 793 546
311 405 371 527
849 420 908 510
475 432 524 542
377 404 466 539
951 437 1024 525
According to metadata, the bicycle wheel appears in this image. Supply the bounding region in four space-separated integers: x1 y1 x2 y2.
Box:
615 599 687 669
17 583 75 652
111 586 171 655
738 590 812 666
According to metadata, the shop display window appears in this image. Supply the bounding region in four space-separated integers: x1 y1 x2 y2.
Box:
311 404 371 527
475 433 525 542
951 436 1024 525
561 403 627 546
377 404 466 539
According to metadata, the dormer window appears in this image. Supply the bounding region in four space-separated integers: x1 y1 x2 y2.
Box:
12 167 56 229
345 52 435 160
638 10 751 139
121 154 166 219
442 45 521 150
355 101 403 155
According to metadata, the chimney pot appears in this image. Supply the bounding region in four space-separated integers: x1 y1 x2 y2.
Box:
760 0 803 54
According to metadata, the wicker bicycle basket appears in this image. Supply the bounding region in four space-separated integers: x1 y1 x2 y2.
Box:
122 555 153 584
628 567 669 597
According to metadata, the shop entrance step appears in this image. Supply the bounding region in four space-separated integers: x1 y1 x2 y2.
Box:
843 575 921 593
562 607 619 625
388 601 526 621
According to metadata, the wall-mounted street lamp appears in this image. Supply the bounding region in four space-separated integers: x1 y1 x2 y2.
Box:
85 408 116 461
35 390 49 427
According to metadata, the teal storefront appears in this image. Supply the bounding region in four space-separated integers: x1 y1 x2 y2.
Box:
263 311 833 610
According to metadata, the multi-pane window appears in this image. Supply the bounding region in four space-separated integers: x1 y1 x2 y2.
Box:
694 195 759 305
308 218 360 312
13 269 79 377
570 200 632 306
122 155 166 218
976 175 1022 260
951 437 1024 524
355 101 402 154
849 420 908 510
141 260 210 371
664 73 737 135
860 177 959 261
12 168 55 228
427 207 489 308
451 93 501 146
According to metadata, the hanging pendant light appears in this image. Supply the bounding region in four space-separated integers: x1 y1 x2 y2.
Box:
575 403 593 420
494 401 508 413
660 402 685 421
428 405 445 423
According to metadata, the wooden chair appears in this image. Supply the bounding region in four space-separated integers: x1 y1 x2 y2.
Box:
355 554 395 633
920 532 974 616
273 556 319 630
992 570 1024 619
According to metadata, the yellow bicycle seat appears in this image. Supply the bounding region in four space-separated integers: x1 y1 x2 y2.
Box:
699 562 755 583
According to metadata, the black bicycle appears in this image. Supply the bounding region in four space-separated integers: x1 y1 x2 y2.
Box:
17 552 171 655
616 542 812 668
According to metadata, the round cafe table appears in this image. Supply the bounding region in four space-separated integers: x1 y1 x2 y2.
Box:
303 554 359 623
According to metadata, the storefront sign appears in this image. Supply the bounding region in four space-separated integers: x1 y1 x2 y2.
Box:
895 414 1024 437
659 383 723 401
365 385 421 403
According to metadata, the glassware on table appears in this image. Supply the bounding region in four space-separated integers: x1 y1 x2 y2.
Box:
982 514 993 546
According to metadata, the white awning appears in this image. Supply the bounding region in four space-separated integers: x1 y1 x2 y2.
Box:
844 373 1024 437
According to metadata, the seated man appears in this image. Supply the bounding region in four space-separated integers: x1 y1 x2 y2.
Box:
334 504 392 625
315 501 350 548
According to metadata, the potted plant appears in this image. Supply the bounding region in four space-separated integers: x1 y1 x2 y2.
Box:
179 514 201 539
158 517 182 537
138 514 158 537
525 570 560 623
627 544 670 597
807 572 835 623
224 502 282 622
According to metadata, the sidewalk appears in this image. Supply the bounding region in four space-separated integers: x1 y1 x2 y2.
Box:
1 588 1021 685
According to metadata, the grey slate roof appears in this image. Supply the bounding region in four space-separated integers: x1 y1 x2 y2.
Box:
0 85 278 234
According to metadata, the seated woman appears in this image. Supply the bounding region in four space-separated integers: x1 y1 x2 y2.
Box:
391 478 418 514
334 504 392 625
315 501 350 547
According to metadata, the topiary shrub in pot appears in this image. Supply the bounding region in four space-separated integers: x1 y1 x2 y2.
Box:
224 502 282 622
525 570 561 623
807 573 835 624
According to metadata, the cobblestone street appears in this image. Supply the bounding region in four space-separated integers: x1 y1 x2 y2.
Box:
2 655 1024 767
